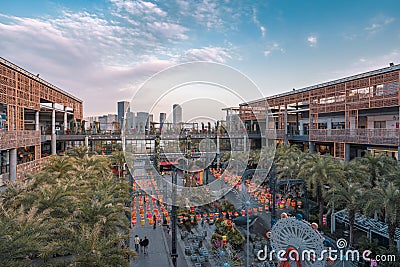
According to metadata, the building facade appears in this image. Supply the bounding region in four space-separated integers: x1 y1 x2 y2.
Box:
239 63 400 162
0 57 82 183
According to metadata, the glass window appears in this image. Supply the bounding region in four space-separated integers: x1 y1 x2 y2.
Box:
374 121 386 129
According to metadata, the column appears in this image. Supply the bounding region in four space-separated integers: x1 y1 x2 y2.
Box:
35 111 39 131
284 106 288 145
243 136 247 152
64 107 68 133
9 148 17 181
309 141 315 153
84 136 89 148
345 143 351 162
327 118 332 136
51 104 56 155
300 121 304 136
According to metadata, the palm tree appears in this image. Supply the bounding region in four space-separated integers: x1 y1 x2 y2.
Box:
299 153 343 227
110 151 126 178
364 180 400 249
359 152 397 188
325 160 366 246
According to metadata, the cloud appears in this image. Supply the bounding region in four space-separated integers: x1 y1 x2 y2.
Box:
252 8 266 38
263 43 284 57
307 35 317 47
184 46 233 63
365 15 395 34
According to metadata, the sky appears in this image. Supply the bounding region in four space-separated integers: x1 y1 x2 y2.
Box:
1 0 400 120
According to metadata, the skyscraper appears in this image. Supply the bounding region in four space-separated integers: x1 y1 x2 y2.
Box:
117 101 130 127
159 112 166 128
172 104 182 125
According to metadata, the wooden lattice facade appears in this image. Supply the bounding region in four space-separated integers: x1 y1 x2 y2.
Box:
0 57 83 180
240 64 400 160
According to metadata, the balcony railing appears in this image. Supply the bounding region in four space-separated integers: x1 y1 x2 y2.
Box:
309 129 399 145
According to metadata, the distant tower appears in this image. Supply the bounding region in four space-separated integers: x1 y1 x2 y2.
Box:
159 112 166 129
172 104 182 125
117 101 130 127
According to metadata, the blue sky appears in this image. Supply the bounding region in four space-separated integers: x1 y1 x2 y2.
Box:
1 0 400 117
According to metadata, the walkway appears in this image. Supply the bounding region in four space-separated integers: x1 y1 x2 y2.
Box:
130 222 172 267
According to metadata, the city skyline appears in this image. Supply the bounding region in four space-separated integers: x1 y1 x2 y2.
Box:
1 0 400 117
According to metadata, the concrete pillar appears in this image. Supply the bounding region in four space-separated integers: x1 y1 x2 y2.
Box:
300 121 304 136
9 148 17 181
35 111 39 131
284 107 288 145
64 107 68 133
309 141 315 153
84 136 89 148
327 118 332 136
345 143 351 162
51 104 56 155
91 141 95 151
243 136 247 152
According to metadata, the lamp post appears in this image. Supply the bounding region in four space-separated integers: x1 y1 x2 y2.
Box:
171 165 178 266
245 200 250 267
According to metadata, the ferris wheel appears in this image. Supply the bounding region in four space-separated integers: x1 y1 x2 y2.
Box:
270 217 326 267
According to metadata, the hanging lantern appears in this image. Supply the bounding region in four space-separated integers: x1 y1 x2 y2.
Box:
265 205 269 212
248 208 252 215
132 218 137 225
190 206 195 213
215 212 219 219
226 220 232 227
190 215 195 224
241 209 246 217
258 206 263 213
140 219 145 226
209 213 214 223
291 200 296 208
228 211 233 218
222 235 227 245
196 214 201 222
234 211 239 217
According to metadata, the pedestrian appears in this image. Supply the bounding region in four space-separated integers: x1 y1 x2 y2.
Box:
139 238 144 252
167 225 171 235
134 235 140 252
153 214 157 229
142 236 149 254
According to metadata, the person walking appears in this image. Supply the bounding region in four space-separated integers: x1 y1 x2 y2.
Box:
139 238 144 252
134 235 140 252
142 236 149 254
153 214 157 229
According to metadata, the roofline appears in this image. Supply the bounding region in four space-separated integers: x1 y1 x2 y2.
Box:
0 57 83 103
241 63 400 106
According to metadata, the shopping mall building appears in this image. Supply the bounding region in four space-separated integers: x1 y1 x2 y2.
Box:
0 57 82 183
239 63 400 162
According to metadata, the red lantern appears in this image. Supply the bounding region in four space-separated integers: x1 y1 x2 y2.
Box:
291 200 296 208
241 209 246 217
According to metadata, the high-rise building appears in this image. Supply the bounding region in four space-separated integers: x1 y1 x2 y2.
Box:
159 113 166 128
172 104 182 125
117 101 130 127
135 112 149 133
